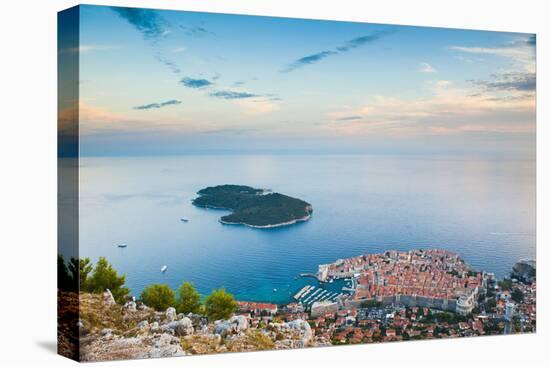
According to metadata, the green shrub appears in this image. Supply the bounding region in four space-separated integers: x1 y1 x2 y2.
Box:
79 258 93 290
140 284 176 311
86 257 130 303
177 282 202 314
204 288 237 320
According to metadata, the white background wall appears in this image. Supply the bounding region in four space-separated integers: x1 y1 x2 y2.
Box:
0 0 547 366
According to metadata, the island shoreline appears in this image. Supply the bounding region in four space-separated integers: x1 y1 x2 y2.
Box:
219 213 312 229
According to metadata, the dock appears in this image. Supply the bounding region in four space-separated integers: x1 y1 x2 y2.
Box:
292 285 344 307
299 273 319 280
293 285 311 300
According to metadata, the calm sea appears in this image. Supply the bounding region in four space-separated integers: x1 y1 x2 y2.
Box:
79 155 535 304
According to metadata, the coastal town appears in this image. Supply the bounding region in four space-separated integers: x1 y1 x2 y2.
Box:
69 249 536 360
236 249 536 345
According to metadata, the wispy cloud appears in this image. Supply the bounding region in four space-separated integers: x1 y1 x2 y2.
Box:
172 46 186 53
235 98 280 115
450 35 535 73
336 115 362 121
231 77 261 88
209 90 259 99
133 100 182 110
181 77 214 89
179 24 214 37
111 7 168 41
324 80 535 137
262 95 282 102
206 90 281 115
112 7 182 76
74 102 211 136
284 51 337 72
155 53 181 74
282 29 394 72
336 31 393 52
180 76 279 112
450 44 532 64
452 36 536 97
419 62 437 73
470 72 535 92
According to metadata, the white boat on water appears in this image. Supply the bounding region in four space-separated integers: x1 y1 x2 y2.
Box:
117 244 127 248
180 217 189 222
161 265 167 273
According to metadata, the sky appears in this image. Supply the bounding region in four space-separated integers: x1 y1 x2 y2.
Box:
63 5 536 157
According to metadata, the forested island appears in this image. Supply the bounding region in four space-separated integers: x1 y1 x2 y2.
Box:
192 184 313 228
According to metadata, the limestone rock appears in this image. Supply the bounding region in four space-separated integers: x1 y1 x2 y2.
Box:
166 317 194 336
150 321 160 333
214 315 249 337
230 315 248 333
124 300 137 312
186 313 206 327
144 334 186 358
81 334 185 361
286 319 312 346
214 320 232 336
165 307 177 322
137 302 149 311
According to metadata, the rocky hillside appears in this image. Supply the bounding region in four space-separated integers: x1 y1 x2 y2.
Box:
78 291 327 361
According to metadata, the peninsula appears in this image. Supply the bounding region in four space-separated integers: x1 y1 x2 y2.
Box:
192 184 313 228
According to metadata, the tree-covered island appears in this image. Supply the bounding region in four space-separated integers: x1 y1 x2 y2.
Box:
192 184 313 228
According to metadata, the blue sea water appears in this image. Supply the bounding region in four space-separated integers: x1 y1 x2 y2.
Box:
79 154 535 304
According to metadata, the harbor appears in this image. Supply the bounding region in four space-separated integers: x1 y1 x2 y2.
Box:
292 276 356 308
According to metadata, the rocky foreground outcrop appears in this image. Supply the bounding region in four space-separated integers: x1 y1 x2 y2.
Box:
78 292 327 361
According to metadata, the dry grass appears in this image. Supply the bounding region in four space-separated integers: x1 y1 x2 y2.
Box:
180 330 275 355
180 335 222 355
245 330 275 350
79 293 156 336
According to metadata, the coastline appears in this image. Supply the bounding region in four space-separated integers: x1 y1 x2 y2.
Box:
219 213 312 229
74 250 536 361
193 194 314 229
193 203 233 211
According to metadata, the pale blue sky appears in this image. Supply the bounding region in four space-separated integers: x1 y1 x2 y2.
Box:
70 5 536 157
